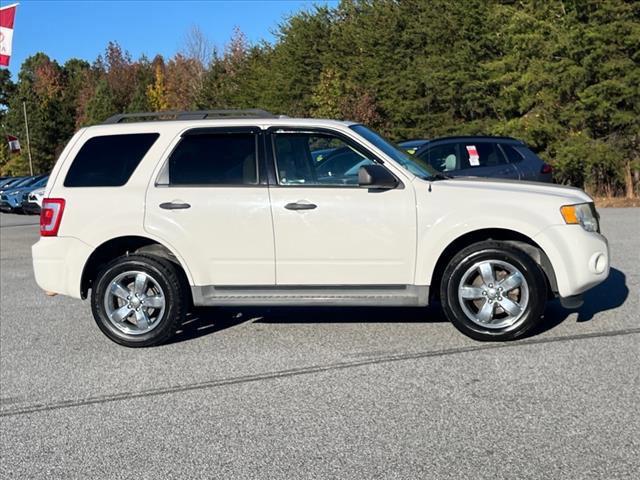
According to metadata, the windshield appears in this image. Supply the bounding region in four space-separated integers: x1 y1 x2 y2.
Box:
13 177 36 188
31 176 49 188
350 125 437 179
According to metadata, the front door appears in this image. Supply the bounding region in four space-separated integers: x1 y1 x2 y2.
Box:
144 128 275 286
267 128 416 286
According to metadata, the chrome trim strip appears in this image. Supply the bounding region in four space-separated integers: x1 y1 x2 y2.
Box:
191 285 429 307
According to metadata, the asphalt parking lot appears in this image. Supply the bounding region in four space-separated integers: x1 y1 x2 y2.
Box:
1 209 638 479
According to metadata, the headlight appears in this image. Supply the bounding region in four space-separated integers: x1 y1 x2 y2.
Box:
560 203 600 232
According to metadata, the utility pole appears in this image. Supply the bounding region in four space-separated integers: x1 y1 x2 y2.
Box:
22 101 34 176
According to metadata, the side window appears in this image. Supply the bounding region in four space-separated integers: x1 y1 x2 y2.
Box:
273 132 374 186
64 133 159 187
501 144 524 163
459 142 508 168
418 144 459 172
168 133 257 186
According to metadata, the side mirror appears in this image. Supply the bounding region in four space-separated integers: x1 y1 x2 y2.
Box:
358 164 398 190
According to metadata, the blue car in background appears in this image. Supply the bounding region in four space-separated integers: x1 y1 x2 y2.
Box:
400 136 553 183
0 176 28 192
0 175 49 213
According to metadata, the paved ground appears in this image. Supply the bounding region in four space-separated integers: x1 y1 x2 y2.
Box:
1 209 638 479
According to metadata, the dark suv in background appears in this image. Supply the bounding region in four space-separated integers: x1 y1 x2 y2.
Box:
401 136 553 183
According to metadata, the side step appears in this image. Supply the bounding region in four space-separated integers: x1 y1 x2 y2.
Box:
191 285 429 307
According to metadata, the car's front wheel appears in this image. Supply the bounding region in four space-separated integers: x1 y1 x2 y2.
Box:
91 254 187 347
440 241 547 341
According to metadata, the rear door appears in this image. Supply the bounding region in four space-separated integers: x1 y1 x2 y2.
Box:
144 127 276 287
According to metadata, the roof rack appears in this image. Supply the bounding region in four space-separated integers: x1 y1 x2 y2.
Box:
103 109 277 124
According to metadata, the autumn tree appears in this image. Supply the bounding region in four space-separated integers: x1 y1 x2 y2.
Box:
147 61 169 111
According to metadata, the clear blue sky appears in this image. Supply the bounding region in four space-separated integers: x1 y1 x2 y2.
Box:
6 0 337 77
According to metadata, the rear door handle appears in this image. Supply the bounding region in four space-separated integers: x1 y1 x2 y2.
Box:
285 201 317 211
160 202 191 210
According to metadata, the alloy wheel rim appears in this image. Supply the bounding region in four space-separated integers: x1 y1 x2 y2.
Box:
103 270 166 336
457 259 529 331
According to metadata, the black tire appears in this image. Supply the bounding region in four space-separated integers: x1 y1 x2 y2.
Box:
440 241 547 341
91 254 187 347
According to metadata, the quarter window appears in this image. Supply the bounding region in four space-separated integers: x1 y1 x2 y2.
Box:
273 132 374 186
501 144 524 163
64 133 159 187
168 133 257 186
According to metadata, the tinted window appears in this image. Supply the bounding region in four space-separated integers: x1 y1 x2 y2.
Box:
459 142 507 168
65 134 159 187
418 144 460 172
502 144 524 163
30 176 49 189
273 132 374 186
168 133 257 185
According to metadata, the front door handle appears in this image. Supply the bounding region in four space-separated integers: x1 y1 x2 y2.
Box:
160 202 191 210
285 201 317 211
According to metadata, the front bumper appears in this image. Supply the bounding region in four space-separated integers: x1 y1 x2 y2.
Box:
21 200 41 215
32 236 94 299
0 195 24 212
534 225 609 298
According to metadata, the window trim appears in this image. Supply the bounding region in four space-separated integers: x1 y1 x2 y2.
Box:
155 127 266 188
266 126 402 189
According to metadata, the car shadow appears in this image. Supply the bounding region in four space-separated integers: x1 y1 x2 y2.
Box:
168 267 629 344
169 305 446 344
527 267 629 337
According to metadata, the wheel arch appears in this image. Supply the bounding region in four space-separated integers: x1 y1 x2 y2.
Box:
80 235 193 300
428 228 558 302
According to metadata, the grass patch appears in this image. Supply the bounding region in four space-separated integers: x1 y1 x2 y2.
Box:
593 197 640 208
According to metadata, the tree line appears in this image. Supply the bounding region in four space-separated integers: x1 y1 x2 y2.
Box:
1 0 638 197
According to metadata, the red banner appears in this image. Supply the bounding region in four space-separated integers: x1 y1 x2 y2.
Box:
0 3 18 67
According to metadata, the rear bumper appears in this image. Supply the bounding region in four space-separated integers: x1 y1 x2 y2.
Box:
534 225 609 298
32 236 94 299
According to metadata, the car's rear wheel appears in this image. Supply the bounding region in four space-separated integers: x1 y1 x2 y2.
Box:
91 254 187 347
440 241 547 341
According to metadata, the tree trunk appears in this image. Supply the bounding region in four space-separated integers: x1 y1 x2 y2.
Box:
624 160 633 198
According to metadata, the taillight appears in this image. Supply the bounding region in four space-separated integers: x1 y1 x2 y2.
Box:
541 163 553 174
40 198 65 237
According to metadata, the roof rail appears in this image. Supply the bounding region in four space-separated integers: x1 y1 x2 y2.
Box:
103 109 277 124
431 135 521 142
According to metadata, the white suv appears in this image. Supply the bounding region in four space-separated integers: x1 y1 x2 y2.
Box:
32 110 609 347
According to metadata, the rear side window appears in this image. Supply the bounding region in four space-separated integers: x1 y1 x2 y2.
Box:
459 142 508 168
64 133 159 187
168 133 257 185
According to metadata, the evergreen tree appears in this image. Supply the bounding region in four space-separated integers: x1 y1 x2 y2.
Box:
1 1 637 194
